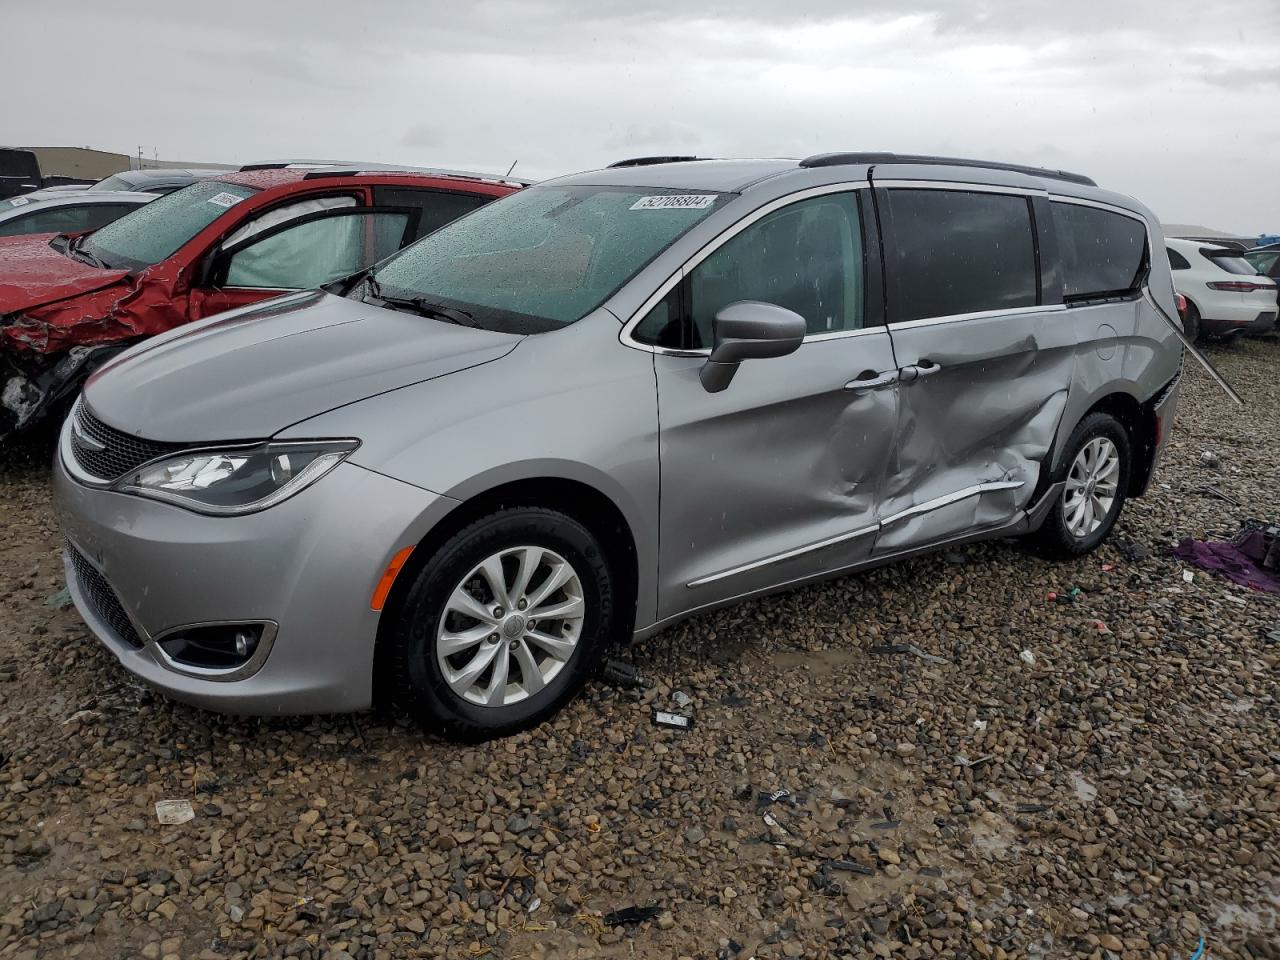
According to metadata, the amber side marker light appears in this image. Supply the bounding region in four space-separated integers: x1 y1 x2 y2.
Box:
371 546 415 611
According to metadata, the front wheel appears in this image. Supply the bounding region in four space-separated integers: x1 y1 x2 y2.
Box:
386 507 615 740
1030 413 1131 559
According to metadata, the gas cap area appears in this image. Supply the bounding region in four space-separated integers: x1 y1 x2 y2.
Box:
1095 324 1118 360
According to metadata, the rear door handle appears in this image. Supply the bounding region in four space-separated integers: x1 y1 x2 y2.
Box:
899 360 943 383
845 370 899 391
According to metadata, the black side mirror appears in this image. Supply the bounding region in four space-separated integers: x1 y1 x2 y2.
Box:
699 300 806 393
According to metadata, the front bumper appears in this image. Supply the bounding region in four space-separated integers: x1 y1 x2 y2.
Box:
53 426 455 714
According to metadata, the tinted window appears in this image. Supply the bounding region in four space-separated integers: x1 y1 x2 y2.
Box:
0 204 95 237
1167 248 1191 270
884 189 1037 322
1054 202 1147 300
82 180 258 270
373 187 492 241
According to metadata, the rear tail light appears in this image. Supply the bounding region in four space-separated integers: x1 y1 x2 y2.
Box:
1206 280 1274 292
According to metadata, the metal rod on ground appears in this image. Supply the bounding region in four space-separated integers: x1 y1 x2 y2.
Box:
1143 288 1244 406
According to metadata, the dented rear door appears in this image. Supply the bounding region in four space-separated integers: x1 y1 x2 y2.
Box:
872 182 1074 552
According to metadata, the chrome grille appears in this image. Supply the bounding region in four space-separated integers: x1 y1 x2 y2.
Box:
66 543 143 649
69 401 184 483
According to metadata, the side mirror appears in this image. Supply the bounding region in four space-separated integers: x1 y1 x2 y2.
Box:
699 300 806 393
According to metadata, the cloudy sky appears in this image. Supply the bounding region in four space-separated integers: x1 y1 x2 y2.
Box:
7 0 1279 233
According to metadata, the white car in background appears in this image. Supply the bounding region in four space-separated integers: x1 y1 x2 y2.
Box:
1166 237 1277 340
0 191 155 238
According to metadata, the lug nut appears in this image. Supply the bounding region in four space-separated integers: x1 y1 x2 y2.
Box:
526 620 537 631
487 633 499 643
517 598 527 610
493 607 505 618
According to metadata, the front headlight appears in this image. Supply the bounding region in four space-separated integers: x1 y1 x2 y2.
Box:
117 440 358 515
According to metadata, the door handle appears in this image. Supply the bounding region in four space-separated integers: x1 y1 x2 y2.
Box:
899 360 943 383
845 370 899 391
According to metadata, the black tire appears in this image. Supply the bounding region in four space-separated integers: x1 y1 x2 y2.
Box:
387 507 615 741
1030 412 1132 560
1182 300 1201 342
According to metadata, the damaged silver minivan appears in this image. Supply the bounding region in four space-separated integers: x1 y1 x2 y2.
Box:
54 153 1182 739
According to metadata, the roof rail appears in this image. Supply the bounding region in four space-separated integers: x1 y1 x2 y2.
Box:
607 156 708 168
798 152 1097 187
238 159 533 186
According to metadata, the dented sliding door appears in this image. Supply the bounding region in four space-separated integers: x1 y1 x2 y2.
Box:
872 182 1074 552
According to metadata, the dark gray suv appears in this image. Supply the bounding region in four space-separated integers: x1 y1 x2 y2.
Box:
54 153 1183 738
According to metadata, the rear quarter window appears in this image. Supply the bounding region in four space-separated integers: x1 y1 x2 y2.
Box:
1054 202 1148 301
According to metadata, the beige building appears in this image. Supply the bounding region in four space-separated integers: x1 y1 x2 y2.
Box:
25 146 132 180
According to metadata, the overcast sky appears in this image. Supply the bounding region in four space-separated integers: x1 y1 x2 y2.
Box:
7 0 1279 233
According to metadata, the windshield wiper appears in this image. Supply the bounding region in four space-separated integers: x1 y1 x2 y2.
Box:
364 277 480 328
65 233 111 270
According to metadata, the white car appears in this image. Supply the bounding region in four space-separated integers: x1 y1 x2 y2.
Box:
0 192 155 238
1166 237 1277 339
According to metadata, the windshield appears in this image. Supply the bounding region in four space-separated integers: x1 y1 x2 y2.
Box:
81 180 258 271
366 185 729 332
91 174 136 192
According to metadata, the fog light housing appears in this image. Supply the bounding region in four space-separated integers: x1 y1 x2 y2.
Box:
156 623 267 671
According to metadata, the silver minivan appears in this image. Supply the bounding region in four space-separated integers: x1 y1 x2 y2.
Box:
54 153 1183 739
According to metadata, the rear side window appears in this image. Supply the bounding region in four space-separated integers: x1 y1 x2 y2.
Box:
883 189 1037 322
1054 202 1147 301
1167 248 1191 270
373 187 493 241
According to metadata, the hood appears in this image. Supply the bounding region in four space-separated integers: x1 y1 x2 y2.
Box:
0 234 130 315
83 291 521 441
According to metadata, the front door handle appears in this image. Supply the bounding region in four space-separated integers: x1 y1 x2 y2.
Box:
845 369 899 391
899 359 943 383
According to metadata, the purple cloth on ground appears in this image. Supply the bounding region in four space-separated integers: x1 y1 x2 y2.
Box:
1174 534 1280 594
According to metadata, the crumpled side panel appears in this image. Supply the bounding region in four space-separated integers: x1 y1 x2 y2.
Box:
875 311 1076 552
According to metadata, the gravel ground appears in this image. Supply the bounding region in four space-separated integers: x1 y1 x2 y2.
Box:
1 338 1277 960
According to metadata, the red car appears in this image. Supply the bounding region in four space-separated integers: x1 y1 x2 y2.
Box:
0 163 523 439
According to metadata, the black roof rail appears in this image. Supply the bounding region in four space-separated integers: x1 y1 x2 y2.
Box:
798 152 1097 187
607 156 707 168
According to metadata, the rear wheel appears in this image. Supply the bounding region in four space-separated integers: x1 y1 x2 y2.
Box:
387 507 615 740
1031 413 1131 559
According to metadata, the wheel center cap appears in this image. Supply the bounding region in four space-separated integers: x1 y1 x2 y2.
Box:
502 614 527 639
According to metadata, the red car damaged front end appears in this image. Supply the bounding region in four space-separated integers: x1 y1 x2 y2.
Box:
0 232 188 439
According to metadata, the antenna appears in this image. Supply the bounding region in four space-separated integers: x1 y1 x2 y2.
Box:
505 160 518 176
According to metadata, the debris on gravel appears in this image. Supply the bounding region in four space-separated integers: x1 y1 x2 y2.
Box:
1 339 1278 959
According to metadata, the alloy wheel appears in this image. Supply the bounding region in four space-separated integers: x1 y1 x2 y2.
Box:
435 546 585 707
1063 436 1121 538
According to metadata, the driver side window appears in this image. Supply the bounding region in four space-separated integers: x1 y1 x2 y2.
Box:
223 211 410 290
634 191 865 350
